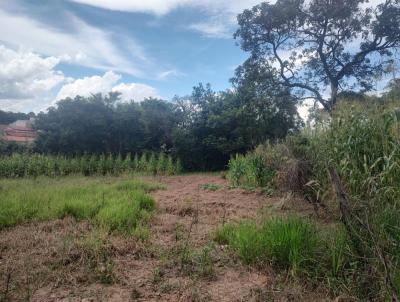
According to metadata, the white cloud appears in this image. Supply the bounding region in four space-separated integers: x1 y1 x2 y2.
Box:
0 8 151 77
0 45 64 99
188 19 232 39
0 45 65 112
68 0 261 38
56 71 159 102
112 82 160 101
69 0 260 15
56 71 120 101
157 69 185 80
0 45 159 112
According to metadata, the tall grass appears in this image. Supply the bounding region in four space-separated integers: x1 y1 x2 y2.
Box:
227 100 400 300
0 152 182 178
214 217 353 292
0 176 163 234
215 217 319 275
305 101 400 300
227 153 276 188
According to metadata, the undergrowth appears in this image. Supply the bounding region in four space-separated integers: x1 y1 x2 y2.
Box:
225 100 400 300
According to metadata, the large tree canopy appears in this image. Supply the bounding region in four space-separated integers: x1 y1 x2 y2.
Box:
172 83 301 170
235 0 400 111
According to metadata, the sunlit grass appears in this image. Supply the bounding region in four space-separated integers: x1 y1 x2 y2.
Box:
0 176 163 233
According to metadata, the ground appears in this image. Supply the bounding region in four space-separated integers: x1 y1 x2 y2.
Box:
0 174 331 301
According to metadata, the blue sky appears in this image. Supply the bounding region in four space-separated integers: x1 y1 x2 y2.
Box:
0 0 261 112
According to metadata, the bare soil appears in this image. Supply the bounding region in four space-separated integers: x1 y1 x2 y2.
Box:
0 174 330 301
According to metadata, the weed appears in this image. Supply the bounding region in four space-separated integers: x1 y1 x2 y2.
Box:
151 267 164 284
73 230 115 284
200 183 221 191
227 153 276 189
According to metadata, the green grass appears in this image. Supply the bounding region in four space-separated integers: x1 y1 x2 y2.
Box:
0 176 162 234
214 216 363 296
214 217 319 274
200 183 222 191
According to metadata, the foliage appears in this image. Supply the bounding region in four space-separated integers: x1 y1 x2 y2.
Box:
0 176 161 234
304 101 400 299
214 217 360 295
24 90 301 171
34 94 178 155
0 152 182 178
227 152 276 189
236 100 400 299
234 0 400 110
0 110 34 125
172 83 301 170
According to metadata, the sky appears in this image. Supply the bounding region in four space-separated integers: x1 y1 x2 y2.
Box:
0 0 265 113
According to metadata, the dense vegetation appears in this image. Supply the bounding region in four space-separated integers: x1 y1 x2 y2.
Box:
0 110 34 125
226 98 400 300
1 82 301 171
0 152 182 178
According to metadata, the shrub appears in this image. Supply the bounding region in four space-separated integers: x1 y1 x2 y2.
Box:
227 153 276 188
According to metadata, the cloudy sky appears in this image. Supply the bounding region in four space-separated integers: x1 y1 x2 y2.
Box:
0 0 267 112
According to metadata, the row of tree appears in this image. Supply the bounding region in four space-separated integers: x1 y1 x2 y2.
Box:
29 80 301 170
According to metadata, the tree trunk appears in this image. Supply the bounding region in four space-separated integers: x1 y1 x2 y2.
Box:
329 82 338 111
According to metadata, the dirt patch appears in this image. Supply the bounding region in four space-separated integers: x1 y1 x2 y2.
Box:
0 174 328 301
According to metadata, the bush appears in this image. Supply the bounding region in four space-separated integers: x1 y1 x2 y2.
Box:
227 153 276 188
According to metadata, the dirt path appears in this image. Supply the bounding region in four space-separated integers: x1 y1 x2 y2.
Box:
0 174 328 302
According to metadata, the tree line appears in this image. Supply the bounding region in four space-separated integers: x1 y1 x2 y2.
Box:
0 82 301 171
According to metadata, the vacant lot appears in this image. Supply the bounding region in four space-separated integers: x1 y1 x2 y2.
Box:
0 174 328 302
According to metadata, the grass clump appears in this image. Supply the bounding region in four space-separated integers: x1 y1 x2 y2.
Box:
0 176 159 234
215 216 358 296
200 183 222 191
215 217 318 275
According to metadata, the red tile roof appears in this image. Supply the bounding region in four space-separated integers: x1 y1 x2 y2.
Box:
1 120 37 144
3 135 36 142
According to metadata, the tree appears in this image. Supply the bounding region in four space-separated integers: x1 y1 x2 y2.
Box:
35 93 117 154
0 110 34 125
235 0 400 111
34 93 182 156
172 83 300 170
139 98 180 152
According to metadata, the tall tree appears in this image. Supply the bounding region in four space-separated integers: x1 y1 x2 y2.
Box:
235 0 400 111
172 83 300 170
